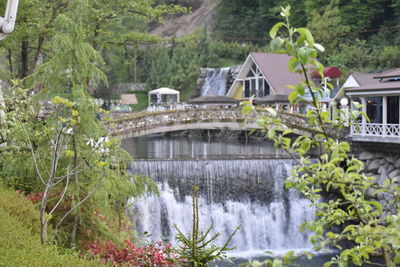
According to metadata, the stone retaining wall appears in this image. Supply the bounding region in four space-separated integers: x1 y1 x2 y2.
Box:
354 149 399 213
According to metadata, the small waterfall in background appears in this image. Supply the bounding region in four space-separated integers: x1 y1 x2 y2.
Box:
201 67 230 96
128 159 315 256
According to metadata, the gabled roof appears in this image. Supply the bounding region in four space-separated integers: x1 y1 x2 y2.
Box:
352 73 379 86
227 53 304 97
347 72 400 92
250 52 303 95
373 68 400 79
336 69 400 98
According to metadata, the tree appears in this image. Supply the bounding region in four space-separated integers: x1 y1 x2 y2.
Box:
0 0 158 247
168 40 200 93
0 0 183 81
307 2 350 56
245 6 400 266
175 185 239 267
145 47 171 91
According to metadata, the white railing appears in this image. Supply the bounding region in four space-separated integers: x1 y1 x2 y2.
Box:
350 123 400 137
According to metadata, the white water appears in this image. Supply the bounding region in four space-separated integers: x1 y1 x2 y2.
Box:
201 67 230 96
128 159 315 254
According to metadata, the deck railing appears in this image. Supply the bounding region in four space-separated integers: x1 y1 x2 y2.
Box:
350 123 400 137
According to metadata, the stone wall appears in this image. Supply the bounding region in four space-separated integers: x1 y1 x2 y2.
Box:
353 148 400 213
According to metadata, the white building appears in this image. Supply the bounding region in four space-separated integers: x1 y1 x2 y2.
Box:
337 69 400 143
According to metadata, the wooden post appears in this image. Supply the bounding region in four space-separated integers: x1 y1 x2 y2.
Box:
383 96 387 136
361 97 367 136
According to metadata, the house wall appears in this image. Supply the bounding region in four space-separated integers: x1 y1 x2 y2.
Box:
233 84 243 100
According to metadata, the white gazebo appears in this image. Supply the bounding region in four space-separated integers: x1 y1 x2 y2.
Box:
148 87 180 106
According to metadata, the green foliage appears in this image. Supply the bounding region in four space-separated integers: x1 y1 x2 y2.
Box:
175 185 240 267
0 0 158 250
212 0 400 75
246 6 400 267
144 38 201 94
243 250 313 267
0 184 96 266
130 91 148 111
307 3 350 55
212 41 266 61
0 182 40 234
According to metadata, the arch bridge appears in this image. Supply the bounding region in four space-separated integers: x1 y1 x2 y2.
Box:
105 107 323 139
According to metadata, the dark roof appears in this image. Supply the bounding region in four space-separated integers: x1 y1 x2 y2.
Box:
352 73 378 86
250 53 303 95
253 94 290 104
373 68 400 79
346 71 400 92
311 67 342 78
187 95 240 104
347 82 400 91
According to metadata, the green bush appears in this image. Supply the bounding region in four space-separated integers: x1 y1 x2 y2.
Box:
0 184 98 266
0 183 40 235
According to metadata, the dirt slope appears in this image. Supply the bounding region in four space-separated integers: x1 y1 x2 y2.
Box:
150 0 219 38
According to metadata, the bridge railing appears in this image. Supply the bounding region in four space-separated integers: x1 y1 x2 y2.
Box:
105 106 315 138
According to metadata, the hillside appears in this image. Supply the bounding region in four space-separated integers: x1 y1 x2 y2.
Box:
0 184 95 266
150 0 218 38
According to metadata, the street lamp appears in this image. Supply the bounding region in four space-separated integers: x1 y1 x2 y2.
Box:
340 97 349 107
0 0 19 40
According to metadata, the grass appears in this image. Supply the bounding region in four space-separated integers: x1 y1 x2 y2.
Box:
0 183 98 266
130 91 148 111
181 86 197 101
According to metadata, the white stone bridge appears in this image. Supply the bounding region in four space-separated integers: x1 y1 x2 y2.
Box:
105 107 324 139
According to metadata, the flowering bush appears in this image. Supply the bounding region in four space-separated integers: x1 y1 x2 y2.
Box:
85 240 184 266
18 190 61 203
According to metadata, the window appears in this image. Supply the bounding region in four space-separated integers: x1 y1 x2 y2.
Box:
244 80 250 98
150 94 158 104
263 80 270 96
387 96 399 124
242 63 271 98
366 97 383 123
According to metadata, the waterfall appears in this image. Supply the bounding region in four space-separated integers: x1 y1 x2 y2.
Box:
201 67 230 96
128 159 315 255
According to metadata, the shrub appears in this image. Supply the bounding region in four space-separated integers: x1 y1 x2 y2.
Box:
0 182 40 234
85 240 184 266
0 184 96 266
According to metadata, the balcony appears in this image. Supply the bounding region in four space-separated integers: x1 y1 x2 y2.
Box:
350 123 400 143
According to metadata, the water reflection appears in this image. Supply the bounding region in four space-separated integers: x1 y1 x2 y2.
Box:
121 134 289 160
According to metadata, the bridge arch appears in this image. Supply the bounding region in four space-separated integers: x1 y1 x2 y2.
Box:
106 108 312 139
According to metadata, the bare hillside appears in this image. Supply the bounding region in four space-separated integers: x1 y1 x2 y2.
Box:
150 0 218 38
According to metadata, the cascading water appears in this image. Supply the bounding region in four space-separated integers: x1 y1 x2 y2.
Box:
127 154 315 255
201 67 230 96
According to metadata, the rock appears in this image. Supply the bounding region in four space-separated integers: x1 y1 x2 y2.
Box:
385 163 395 174
387 155 397 164
378 165 384 175
379 159 386 165
393 176 400 183
395 157 400 168
367 159 381 173
374 152 385 159
358 151 375 161
389 169 400 179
